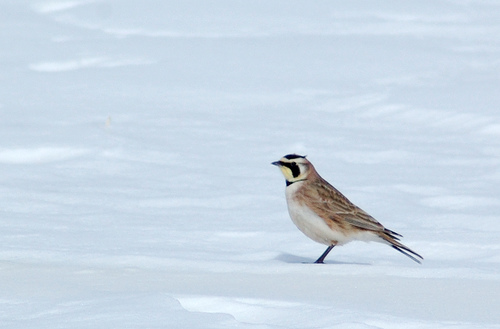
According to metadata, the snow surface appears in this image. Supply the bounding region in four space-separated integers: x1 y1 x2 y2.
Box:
1 0 500 328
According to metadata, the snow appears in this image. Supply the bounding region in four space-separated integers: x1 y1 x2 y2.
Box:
1 0 500 328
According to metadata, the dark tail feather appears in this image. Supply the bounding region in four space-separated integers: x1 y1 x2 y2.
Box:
384 228 402 240
381 231 423 264
391 244 423 264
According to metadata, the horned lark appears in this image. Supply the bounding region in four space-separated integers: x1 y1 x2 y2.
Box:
272 154 423 264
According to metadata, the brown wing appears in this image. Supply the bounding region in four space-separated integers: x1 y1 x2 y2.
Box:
299 176 423 263
301 177 386 233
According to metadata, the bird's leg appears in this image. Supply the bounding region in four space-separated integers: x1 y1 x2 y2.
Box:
314 245 335 264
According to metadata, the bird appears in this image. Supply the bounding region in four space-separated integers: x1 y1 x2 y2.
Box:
272 154 423 264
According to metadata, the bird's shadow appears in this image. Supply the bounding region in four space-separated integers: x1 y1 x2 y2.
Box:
275 252 371 266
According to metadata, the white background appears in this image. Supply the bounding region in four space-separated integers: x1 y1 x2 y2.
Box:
1 1 499 328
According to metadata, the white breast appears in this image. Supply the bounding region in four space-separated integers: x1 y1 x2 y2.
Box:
284 182 350 246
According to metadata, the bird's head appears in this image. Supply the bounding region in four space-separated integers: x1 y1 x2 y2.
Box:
272 154 311 186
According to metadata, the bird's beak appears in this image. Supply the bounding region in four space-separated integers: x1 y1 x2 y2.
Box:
271 161 282 166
